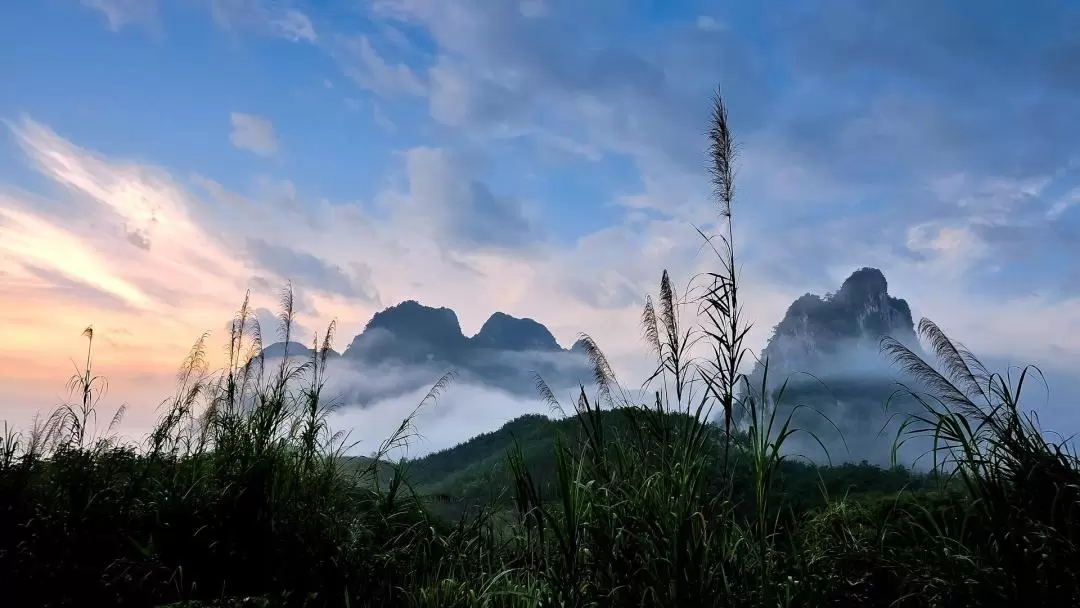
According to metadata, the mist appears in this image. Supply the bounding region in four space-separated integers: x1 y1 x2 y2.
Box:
750 337 1080 470
249 324 1080 469
267 348 595 460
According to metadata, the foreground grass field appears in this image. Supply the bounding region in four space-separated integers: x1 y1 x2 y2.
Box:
3 93 1079 607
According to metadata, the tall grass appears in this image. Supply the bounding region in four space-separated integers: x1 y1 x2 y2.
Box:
0 285 460 607
3 89 1080 607
498 93 836 607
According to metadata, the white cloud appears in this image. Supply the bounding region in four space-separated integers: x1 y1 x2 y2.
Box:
904 221 989 279
1048 186 1080 219
270 9 317 43
1 117 258 377
427 59 474 125
229 112 279 157
695 15 725 32
519 0 547 19
339 35 426 98
209 0 317 43
372 103 396 131
328 381 553 460
388 147 542 251
80 0 158 31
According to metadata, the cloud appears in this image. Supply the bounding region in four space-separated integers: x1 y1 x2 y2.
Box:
372 103 396 131
337 35 426 98
695 16 725 32
245 237 379 302
0 118 654 429
1048 187 1080 220
368 0 773 223
269 9 317 43
367 0 1080 242
80 0 158 31
208 0 318 43
518 0 547 19
0 118 261 389
250 306 315 346
325 375 556 460
229 112 279 157
389 147 543 252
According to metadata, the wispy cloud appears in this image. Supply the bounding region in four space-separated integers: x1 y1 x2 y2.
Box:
269 9 317 43
229 112 278 157
337 35 427 98
245 237 379 303
208 0 317 42
80 0 159 31
695 16 725 32
0 119 663 397
0 118 257 389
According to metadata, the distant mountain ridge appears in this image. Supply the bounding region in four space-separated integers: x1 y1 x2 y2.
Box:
261 300 592 405
260 269 934 465
340 300 585 362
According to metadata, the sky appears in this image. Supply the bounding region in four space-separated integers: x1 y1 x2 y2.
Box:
3 0 1080 455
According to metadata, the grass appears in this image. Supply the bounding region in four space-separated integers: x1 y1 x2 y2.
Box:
3 90 1080 607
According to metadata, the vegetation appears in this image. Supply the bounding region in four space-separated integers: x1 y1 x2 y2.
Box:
3 92 1079 607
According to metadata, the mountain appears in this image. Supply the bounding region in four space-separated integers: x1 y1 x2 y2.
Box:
342 300 470 365
753 268 917 381
326 301 593 405
570 338 590 356
342 301 571 359
470 312 562 352
747 267 927 465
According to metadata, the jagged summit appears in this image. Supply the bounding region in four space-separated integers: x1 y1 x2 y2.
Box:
339 300 467 365
471 312 561 352
325 300 592 404
756 267 917 379
746 267 927 465
363 300 466 345
837 267 889 302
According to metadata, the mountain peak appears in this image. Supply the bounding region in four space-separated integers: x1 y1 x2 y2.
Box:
339 301 590 398
471 312 561 351
756 267 916 380
570 338 589 355
837 267 889 303
363 300 465 343
342 300 467 363
747 267 928 465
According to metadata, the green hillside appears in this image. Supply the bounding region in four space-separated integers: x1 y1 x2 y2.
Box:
388 409 938 525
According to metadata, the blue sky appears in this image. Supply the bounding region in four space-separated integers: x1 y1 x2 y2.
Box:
3 0 1080 444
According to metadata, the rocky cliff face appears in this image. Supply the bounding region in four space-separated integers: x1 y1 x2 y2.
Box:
753 268 918 382
748 268 926 465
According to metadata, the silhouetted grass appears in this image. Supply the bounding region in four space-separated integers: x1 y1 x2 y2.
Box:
3 91 1079 607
